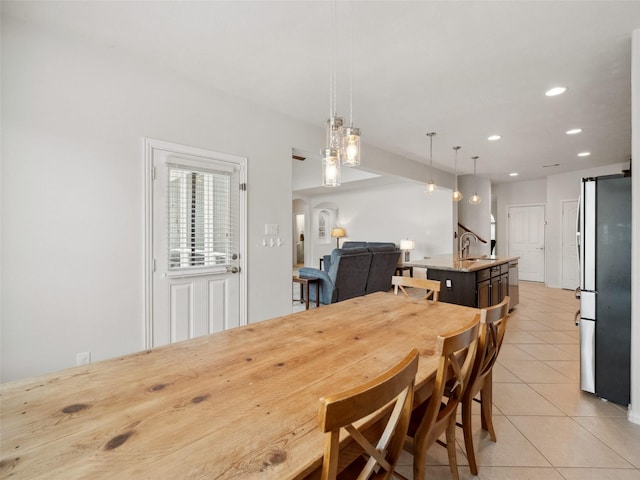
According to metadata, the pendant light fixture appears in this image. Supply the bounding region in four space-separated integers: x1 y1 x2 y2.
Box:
342 1 361 166
322 0 342 187
322 1 361 185
425 132 437 193
451 146 463 202
469 155 481 205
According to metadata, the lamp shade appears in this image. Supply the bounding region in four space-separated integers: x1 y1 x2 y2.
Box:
322 148 340 187
400 239 415 250
331 228 346 238
342 127 361 166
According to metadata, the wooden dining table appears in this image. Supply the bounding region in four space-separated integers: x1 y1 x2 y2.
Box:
0 292 479 479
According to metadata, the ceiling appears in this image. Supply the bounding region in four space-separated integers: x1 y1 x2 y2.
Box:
4 1 639 183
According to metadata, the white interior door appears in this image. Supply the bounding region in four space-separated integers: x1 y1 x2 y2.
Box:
508 205 545 282
145 139 246 348
561 200 579 290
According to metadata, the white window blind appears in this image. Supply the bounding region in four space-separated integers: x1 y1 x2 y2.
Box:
167 163 232 270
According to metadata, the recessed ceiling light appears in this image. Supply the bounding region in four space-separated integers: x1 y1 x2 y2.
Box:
509 172 518 177
488 135 501 141
566 128 582 135
545 86 567 96
578 152 591 157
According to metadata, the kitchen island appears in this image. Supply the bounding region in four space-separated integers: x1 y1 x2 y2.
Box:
407 255 519 308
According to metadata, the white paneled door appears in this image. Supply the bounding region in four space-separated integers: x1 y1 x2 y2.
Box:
561 200 579 290
508 205 545 282
145 139 246 348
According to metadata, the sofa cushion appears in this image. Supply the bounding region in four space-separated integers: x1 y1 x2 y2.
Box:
333 246 369 256
330 253 373 302
367 244 397 252
328 247 368 270
341 241 368 249
365 249 402 294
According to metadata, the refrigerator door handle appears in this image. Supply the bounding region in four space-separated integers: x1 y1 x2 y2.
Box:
582 179 596 291
576 190 581 287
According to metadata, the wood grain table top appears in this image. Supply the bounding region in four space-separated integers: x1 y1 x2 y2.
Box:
0 292 479 479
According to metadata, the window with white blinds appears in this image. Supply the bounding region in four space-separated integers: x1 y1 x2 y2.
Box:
168 163 232 270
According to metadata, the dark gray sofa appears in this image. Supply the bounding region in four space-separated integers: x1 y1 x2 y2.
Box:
299 242 400 305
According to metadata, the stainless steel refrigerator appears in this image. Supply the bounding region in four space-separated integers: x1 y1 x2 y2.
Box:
577 174 631 406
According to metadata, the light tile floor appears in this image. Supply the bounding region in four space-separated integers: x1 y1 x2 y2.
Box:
292 280 640 479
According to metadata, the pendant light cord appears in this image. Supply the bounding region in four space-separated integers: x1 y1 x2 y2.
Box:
349 1 354 127
331 0 337 118
427 132 436 182
453 146 460 189
430 135 433 176
473 156 478 192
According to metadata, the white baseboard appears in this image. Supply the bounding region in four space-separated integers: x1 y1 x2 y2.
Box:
628 407 640 425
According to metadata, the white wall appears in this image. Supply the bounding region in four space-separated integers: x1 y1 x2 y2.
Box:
0 17 326 381
629 27 639 424
305 181 454 263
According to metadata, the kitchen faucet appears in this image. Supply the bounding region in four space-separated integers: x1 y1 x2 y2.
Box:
458 231 479 259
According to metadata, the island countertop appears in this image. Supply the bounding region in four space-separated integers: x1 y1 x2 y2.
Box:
406 254 519 273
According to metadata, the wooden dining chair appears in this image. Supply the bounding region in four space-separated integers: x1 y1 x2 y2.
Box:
317 348 420 480
391 276 441 303
460 296 510 476
397 316 480 480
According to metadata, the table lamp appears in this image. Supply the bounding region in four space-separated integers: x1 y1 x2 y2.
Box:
400 239 415 262
331 228 346 248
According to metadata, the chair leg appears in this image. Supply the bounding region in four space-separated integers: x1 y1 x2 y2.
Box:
412 443 427 480
461 395 479 476
481 373 497 442
445 416 460 480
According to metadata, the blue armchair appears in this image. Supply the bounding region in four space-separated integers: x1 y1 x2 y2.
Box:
299 247 373 305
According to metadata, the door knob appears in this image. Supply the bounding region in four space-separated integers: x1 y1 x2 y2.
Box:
229 266 240 274
231 253 239 260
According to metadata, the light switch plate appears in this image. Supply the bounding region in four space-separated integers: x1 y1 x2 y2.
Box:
265 223 279 235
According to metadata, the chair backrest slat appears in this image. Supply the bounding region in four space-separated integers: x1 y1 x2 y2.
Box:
392 276 440 303
471 296 510 393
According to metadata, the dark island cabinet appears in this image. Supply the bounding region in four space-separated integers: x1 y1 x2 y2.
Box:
427 262 509 308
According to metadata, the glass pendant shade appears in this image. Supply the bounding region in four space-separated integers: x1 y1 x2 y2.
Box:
469 193 481 205
426 181 437 193
342 127 361 166
326 116 344 151
322 148 340 187
452 189 463 202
